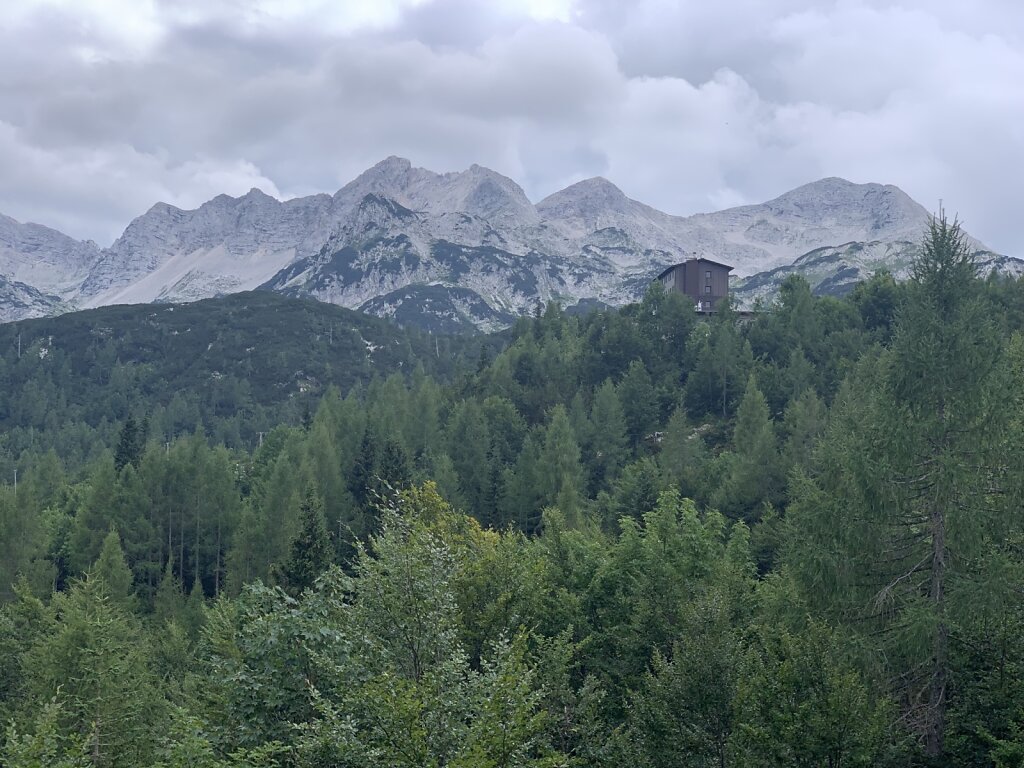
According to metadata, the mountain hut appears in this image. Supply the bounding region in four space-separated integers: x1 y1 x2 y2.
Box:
656 257 733 312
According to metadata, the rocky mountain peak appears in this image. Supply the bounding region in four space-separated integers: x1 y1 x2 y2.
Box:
539 176 628 209
337 156 432 208
2 157 1011 330
242 187 276 201
374 155 414 174
0 213 103 297
764 177 929 227
535 177 650 240
437 164 537 224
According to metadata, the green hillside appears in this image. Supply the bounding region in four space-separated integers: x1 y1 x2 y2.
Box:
0 291 483 465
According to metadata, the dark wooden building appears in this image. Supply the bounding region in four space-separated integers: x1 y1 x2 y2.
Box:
656 257 733 312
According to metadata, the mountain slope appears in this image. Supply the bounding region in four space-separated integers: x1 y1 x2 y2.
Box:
1 159 1014 328
0 213 102 297
0 291 483 451
732 239 1024 306
0 274 70 322
77 190 336 306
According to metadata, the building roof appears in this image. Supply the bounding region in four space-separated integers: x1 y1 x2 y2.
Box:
656 257 734 281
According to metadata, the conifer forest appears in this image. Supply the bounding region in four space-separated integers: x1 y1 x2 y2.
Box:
3 218 1024 767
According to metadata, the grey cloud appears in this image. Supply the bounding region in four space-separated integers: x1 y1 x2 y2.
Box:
0 0 1022 256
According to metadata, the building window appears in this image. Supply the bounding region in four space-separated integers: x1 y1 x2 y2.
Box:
705 270 712 280
704 285 711 294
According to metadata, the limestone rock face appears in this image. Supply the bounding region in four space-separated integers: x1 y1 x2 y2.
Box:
1 159 1016 329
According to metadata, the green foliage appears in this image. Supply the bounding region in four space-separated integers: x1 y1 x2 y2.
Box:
620 599 740 768
731 623 895 767
0 291 480 462
2 699 91 768
274 490 333 596
91 529 134 609
113 416 144 472
22 575 161 767
785 216 1022 761
5 223 1024 765
713 374 784 521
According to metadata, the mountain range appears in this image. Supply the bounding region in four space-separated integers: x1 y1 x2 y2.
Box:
1 157 1018 330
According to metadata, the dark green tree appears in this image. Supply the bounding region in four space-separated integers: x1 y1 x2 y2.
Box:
617 361 659 445
537 406 585 526
91 528 134 609
714 374 783 520
276 490 333 596
113 416 143 472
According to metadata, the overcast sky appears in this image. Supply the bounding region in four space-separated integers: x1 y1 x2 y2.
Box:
1 0 1022 253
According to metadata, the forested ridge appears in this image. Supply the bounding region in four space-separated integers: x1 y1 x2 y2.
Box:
2 218 1024 766
0 290 483 471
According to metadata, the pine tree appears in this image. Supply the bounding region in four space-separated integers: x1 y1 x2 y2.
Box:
658 405 712 504
153 557 184 623
714 375 782 520
23 576 159 767
685 312 754 418
498 435 544 533
617 361 659 445
447 400 493 516
349 427 379 511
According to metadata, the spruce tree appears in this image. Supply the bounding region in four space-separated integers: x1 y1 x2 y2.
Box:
715 375 782 520
617 361 658 445
277 490 333 596
447 400 492 516
24 576 159 767
113 416 144 472
153 557 184 623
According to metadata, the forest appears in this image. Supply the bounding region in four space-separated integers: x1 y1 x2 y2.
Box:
2 217 1024 767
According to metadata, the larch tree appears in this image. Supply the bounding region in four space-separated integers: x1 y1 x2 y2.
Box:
785 215 1013 759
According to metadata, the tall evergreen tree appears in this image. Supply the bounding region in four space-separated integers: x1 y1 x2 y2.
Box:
446 400 493 517
537 406 585 526
91 529 134 609
786 216 1014 759
685 309 754 418
23 576 159 767
498 434 545 533
714 375 783 520
618 360 659 446
588 379 630 493
276 490 333 596
113 417 143 472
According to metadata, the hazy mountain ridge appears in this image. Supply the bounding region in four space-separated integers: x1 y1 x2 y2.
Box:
1 158 1016 328
0 213 102 298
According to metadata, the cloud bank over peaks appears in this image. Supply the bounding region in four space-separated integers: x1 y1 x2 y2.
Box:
0 0 1020 254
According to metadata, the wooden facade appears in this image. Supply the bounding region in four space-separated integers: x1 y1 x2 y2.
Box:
656 257 733 312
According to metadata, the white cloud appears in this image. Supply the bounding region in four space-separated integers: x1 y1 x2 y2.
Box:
0 0 1022 255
